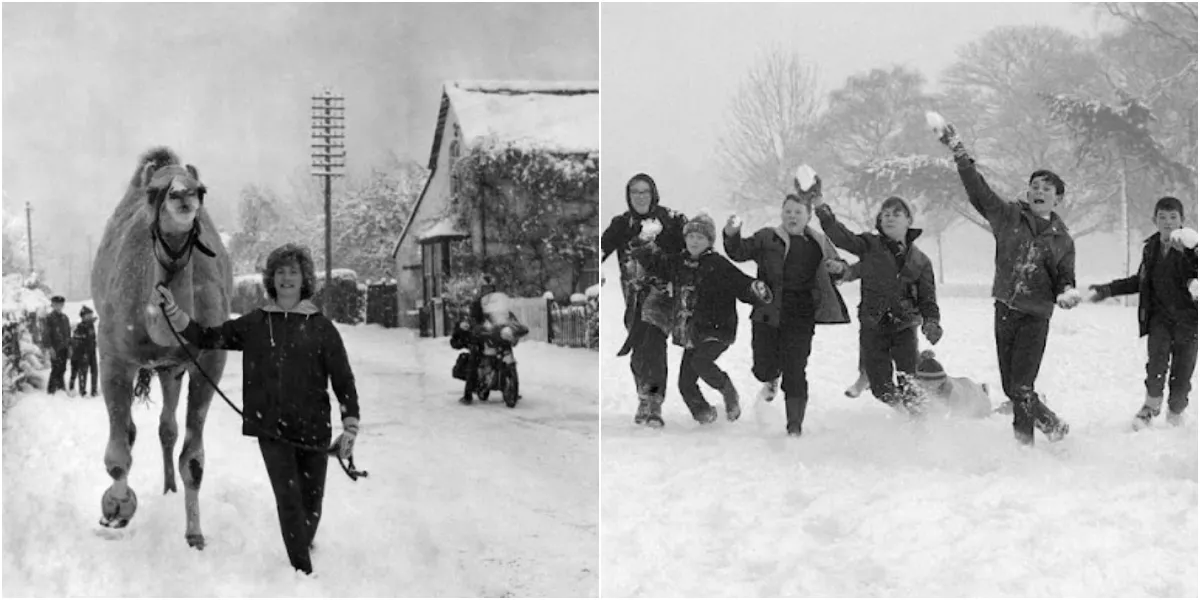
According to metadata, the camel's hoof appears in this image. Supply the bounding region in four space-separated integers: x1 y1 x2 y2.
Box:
164 480 177 495
98 516 130 529
186 534 206 550
101 485 138 527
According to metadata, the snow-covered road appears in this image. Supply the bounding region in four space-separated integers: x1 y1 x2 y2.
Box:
4 320 599 597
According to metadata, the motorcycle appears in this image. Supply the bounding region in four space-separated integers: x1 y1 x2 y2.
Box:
452 320 528 408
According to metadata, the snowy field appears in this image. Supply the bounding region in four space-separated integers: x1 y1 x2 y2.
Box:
599 262 1198 597
4 317 599 597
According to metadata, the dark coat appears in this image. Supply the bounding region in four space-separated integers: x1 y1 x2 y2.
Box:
70 319 97 361
644 248 764 348
723 224 851 327
43 311 71 351
179 300 360 446
1100 233 1198 337
955 158 1076 319
815 204 939 332
600 174 689 334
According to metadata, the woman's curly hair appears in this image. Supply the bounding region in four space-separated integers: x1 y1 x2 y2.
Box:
262 243 317 301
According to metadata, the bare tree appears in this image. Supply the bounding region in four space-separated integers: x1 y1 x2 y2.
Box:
716 46 824 220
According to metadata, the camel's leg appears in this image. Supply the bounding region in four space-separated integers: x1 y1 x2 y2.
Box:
100 360 139 528
158 369 183 495
180 350 224 550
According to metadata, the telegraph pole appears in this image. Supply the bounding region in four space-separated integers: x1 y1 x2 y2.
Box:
25 201 33 272
310 89 346 293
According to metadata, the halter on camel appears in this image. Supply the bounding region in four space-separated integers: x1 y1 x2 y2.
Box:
144 166 367 481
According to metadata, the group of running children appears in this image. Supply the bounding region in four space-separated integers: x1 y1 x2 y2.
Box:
601 113 1198 445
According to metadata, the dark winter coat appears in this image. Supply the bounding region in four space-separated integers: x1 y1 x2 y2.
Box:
42 311 71 351
601 174 689 333
642 247 764 348
955 158 1076 319
70 319 97 361
815 204 940 332
1098 232 1198 337
178 300 360 446
723 224 851 327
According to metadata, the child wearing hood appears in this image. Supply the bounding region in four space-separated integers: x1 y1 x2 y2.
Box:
69 305 99 397
815 195 942 414
1088 196 1198 429
155 243 360 576
637 213 772 424
601 173 689 427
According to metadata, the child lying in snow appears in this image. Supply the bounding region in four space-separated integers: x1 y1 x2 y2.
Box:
909 350 993 419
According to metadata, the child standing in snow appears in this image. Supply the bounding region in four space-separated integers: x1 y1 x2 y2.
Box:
1088 197 1198 428
601 173 689 427
637 213 772 425
930 113 1076 445
723 184 851 437
68 305 98 397
814 194 942 414
42 296 71 395
156 243 360 576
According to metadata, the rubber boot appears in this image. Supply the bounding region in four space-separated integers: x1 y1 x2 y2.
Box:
645 394 665 428
1133 393 1163 430
719 380 741 422
784 395 808 437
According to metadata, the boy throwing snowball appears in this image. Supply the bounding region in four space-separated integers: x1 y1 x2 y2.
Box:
1089 196 1198 429
929 112 1075 445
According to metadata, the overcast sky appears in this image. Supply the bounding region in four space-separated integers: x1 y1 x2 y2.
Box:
600 2 1118 222
2 2 598 283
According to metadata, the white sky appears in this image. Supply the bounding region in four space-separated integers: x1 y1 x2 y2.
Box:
600 2 1119 221
2 3 598 279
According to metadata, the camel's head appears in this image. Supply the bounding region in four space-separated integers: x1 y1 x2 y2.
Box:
143 163 206 235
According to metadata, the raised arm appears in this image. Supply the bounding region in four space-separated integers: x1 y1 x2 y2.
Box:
929 114 1014 229
722 215 760 263
814 204 870 257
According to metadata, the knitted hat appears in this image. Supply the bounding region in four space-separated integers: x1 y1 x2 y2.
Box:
915 350 946 380
50 295 65 304
683 213 716 244
80 305 94 317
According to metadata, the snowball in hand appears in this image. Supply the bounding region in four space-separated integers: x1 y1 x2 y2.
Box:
925 111 947 133
794 164 818 193
639 218 663 241
1056 288 1082 308
1190 279 1198 300
1170 227 1198 250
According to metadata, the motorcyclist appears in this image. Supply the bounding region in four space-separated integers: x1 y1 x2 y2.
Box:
450 277 529 404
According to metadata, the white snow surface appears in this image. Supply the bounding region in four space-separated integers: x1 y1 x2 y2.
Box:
599 263 1197 597
446 81 599 154
4 323 598 597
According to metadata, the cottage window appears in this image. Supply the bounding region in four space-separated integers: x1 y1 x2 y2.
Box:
449 139 461 196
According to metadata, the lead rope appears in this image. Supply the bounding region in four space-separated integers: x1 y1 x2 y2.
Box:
155 297 367 481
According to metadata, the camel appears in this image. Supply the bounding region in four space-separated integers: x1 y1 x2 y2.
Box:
91 147 231 549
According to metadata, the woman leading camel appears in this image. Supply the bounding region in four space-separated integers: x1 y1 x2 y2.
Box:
154 243 360 576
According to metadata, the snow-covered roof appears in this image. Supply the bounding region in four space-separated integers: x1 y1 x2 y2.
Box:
440 80 599 161
417 216 468 243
